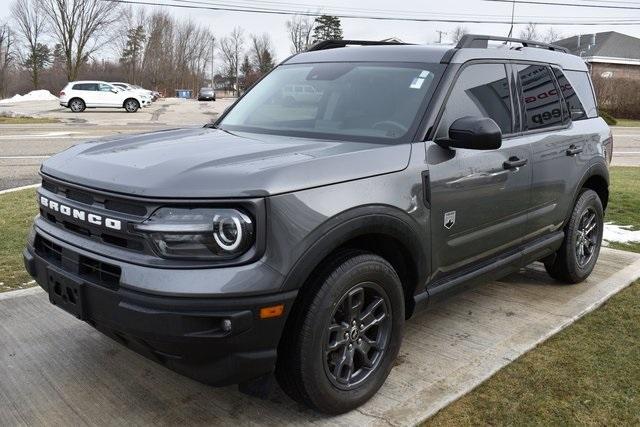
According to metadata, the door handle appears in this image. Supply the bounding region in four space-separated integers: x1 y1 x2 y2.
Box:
503 156 528 170
566 145 583 156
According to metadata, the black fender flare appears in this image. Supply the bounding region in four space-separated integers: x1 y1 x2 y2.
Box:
565 160 609 226
279 204 429 298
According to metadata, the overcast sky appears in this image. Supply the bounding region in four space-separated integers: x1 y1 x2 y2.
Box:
1 0 639 67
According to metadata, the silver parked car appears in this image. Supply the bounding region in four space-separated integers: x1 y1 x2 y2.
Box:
198 87 216 101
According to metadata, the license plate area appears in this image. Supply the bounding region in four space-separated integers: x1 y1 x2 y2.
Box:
47 267 85 319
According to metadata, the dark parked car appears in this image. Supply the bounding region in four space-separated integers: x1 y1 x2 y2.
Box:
25 35 611 414
198 87 216 101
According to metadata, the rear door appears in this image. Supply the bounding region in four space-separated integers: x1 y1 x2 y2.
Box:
427 62 533 280
511 63 588 240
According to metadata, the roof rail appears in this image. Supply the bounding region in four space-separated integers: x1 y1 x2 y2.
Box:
455 34 569 53
306 39 410 52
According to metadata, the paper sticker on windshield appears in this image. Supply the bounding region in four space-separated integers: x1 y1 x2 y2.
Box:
419 70 430 78
410 77 425 89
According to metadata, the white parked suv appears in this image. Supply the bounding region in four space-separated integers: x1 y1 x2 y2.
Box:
111 82 154 105
59 81 147 113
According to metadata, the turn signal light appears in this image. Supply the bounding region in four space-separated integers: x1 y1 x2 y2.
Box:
259 304 284 319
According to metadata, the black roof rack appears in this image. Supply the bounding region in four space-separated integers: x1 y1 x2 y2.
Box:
455 34 569 53
306 39 410 52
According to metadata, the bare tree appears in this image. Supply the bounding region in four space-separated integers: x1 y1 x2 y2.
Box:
0 23 14 98
38 0 122 81
451 26 468 44
142 11 174 93
286 14 314 53
219 27 244 96
11 0 48 88
542 27 562 44
519 23 539 41
250 33 276 74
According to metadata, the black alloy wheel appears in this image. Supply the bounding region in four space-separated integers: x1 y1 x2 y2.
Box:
323 282 392 390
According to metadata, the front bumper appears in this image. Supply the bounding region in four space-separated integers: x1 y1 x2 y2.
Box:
23 230 297 386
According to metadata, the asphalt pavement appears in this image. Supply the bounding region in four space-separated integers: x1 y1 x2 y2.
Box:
0 98 234 190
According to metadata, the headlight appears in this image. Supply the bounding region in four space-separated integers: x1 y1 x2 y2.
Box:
135 207 254 260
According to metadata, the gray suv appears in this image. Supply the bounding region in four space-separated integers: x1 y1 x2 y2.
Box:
24 35 612 414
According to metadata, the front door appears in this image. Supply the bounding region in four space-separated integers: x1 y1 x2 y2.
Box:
427 62 532 280
97 83 122 107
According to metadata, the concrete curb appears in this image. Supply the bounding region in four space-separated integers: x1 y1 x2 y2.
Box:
0 283 40 300
0 183 40 195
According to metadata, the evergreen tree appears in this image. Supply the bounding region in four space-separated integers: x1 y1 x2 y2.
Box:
22 43 50 88
312 15 343 43
119 25 146 83
240 54 252 77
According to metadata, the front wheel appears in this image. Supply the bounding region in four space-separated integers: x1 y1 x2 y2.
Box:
545 189 604 283
69 98 85 113
124 99 140 113
276 252 404 414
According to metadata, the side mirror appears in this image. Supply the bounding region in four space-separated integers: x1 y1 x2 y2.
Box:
111 89 119 94
444 116 502 150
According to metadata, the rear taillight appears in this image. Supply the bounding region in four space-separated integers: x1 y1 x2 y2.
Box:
59 91 65 97
604 131 613 164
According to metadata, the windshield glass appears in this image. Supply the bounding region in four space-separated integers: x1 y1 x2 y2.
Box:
219 62 443 142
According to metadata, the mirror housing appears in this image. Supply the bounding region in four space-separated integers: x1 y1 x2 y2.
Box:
443 116 502 150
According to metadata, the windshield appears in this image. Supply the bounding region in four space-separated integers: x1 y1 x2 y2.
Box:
219 62 443 142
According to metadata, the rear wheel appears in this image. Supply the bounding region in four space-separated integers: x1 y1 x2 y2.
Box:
124 98 140 113
544 189 603 283
69 98 85 113
276 251 404 414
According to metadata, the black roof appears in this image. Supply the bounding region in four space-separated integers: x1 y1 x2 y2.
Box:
554 31 640 61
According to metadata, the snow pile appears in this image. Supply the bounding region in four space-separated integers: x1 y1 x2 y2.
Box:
0 89 58 103
603 222 640 245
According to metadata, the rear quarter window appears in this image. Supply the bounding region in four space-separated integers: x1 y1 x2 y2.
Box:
559 70 598 120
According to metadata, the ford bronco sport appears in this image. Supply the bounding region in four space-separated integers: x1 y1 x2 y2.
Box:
24 35 612 414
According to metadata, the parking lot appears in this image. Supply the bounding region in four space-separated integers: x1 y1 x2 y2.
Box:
1 248 639 425
0 99 638 191
0 98 234 190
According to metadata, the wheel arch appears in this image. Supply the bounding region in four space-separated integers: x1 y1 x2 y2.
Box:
576 162 609 210
279 205 428 320
122 97 140 108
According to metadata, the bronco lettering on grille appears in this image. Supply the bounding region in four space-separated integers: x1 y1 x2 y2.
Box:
39 195 122 231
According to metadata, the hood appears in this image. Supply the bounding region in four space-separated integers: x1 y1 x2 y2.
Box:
41 128 411 198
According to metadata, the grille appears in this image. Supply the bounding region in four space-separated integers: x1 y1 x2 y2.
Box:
40 178 149 253
35 234 121 289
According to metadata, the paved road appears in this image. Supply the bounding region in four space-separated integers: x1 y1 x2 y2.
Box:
1 248 639 426
610 127 640 167
0 98 234 190
1 105 637 190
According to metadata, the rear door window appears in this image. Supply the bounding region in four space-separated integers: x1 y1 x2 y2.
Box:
436 63 513 139
557 70 597 119
516 64 565 131
73 83 97 91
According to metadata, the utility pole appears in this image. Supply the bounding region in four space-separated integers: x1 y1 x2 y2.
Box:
210 38 215 89
436 30 447 44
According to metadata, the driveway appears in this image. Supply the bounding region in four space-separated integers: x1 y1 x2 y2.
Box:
610 127 640 167
2 248 639 426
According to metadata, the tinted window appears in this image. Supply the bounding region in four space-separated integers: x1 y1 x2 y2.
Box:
561 70 598 119
73 83 97 91
436 63 513 140
516 64 564 131
220 62 443 142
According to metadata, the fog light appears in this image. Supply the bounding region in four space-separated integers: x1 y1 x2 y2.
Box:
221 318 232 332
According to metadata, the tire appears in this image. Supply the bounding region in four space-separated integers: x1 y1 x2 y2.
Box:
544 189 604 283
124 98 139 113
69 98 85 113
276 251 404 414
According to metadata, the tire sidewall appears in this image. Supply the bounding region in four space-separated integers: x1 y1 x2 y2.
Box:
300 256 404 412
564 190 604 280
